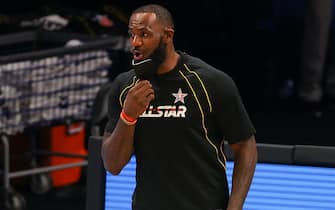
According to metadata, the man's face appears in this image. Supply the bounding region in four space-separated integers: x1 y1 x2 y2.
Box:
128 12 166 63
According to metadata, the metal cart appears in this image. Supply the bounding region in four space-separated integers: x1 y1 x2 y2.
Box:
0 30 128 210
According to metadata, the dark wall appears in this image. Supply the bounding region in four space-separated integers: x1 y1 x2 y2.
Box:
2 0 327 111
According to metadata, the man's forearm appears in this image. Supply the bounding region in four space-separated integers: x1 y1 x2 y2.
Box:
227 137 257 210
101 119 136 175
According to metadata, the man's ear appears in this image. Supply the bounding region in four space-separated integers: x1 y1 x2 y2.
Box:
163 28 174 43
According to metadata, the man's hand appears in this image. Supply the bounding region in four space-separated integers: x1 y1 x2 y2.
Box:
123 80 155 118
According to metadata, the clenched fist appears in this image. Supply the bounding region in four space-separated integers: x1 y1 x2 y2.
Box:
122 80 155 119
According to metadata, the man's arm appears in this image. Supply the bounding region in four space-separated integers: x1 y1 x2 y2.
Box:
227 135 257 210
101 80 155 175
102 123 136 175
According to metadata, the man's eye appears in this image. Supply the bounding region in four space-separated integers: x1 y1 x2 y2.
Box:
141 32 149 38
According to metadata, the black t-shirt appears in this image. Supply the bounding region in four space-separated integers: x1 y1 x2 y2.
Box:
105 52 255 210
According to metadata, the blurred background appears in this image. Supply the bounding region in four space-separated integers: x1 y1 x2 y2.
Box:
0 0 334 210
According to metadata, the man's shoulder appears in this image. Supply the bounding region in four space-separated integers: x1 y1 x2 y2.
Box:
180 52 231 81
113 69 136 85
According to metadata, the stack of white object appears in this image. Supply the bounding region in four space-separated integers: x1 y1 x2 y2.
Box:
0 49 111 135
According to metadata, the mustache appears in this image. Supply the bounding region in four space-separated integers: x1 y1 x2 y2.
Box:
131 48 141 54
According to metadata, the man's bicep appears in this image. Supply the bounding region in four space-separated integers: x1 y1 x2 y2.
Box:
229 135 256 156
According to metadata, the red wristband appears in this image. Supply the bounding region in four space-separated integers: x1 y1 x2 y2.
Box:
121 110 137 122
120 110 137 125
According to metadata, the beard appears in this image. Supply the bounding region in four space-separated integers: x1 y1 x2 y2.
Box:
148 38 166 66
132 38 167 80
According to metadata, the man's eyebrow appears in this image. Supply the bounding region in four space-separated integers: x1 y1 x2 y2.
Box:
129 25 144 31
128 26 154 33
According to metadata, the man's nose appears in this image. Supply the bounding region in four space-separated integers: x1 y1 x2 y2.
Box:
130 35 142 47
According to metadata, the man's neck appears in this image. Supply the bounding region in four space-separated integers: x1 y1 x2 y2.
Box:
157 50 180 74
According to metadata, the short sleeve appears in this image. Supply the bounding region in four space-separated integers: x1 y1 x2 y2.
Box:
104 78 122 134
212 73 255 144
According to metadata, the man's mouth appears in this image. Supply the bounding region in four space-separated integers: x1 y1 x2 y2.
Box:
132 50 144 61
